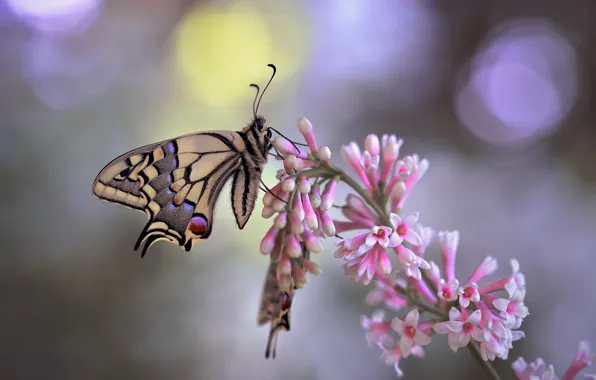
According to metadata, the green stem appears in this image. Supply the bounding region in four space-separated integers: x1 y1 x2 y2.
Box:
467 341 502 380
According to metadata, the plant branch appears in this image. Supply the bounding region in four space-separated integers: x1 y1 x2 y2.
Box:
467 341 502 380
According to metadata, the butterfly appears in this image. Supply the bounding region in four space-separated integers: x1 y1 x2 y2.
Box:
257 240 311 359
92 64 293 257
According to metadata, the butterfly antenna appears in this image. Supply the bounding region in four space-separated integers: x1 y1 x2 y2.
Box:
265 136 284 159
249 83 261 119
255 64 277 115
269 127 308 154
260 178 287 203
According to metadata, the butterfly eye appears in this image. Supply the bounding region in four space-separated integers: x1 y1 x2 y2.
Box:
255 118 265 130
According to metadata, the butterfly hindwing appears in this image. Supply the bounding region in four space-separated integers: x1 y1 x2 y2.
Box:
231 158 261 229
258 242 311 358
92 131 248 255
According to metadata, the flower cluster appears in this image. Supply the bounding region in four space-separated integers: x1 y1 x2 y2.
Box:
257 117 592 379
513 341 596 379
259 118 337 290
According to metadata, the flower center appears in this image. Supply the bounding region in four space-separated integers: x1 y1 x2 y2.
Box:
441 289 451 299
462 322 473 334
463 287 475 298
405 325 416 338
375 229 387 239
396 224 407 236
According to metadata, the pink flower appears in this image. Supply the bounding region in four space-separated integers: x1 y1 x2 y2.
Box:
361 310 393 348
513 341 596 380
562 341 596 380
493 287 529 329
366 276 408 310
468 256 498 284
512 357 556 380
391 309 432 357
363 226 399 250
433 308 485 352
382 344 424 378
412 224 434 256
438 230 459 282
437 278 460 302
297 117 318 152
395 245 430 280
458 282 480 308
380 134 403 184
390 212 422 246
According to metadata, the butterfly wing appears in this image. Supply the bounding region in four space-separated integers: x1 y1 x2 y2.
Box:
92 131 246 256
231 159 261 229
257 242 311 359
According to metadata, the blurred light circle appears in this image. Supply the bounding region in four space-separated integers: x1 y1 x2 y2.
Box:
173 2 311 107
24 34 120 110
455 18 580 148
5 0 101 35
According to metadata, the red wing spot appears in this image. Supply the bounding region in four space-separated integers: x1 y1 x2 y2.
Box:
279 293 291 310
189 215 208 236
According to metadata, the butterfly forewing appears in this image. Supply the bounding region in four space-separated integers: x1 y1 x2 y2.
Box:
92 130 257 256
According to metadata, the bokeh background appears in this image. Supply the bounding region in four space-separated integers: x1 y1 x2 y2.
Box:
1 0 596 379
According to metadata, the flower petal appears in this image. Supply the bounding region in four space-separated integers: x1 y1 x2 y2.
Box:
414 331 432 346
391 317 404 333
467 310 482 325
399 337 413 357
405 309 420 326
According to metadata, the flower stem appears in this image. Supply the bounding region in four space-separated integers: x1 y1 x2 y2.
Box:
467 341 502 380
321 163 390 225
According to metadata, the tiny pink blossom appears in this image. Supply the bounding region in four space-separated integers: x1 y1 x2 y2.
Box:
302 193 318 230
382 344 424 378
292 192 305 221
341 142 372 189
391 309 432 357
459 282 480 308
438 278 460 302
380 134 403 183
427 261 442 289
438 230 459 282
284 233 302 258
361 310 393 348
390 212 422 246
320 179 337 211
412 224 434 256
493 287 529 329
562 341 596 380
433 308 485 352
366 277 408 310
346 243 393 281
298 176 311 194
297 117 318 152
317 209 336 237
317 145 331 162
259 226 280 255
468 256 498 284
309 185 321 208
395 245 430 280
362 226 399 252
261 206 275 219
272 136 308 159
365 134 380 157
513 357 556 380
301 228 322 254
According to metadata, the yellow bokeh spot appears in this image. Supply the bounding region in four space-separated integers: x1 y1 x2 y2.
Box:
173 1 311 108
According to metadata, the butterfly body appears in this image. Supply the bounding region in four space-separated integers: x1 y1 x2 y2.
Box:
258 242 311 359
92 117 272 257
